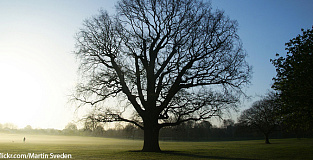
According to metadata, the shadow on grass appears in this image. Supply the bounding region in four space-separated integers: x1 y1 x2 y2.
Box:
128 150 257 160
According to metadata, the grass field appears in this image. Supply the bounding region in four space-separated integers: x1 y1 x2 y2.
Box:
0 133 312 159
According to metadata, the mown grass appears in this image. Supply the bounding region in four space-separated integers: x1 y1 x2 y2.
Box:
0 133 312 159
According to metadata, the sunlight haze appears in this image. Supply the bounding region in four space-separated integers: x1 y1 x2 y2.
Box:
0 0 116 129
0 0 312 129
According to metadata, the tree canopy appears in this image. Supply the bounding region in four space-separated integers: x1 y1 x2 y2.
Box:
73 0 251 151
271 27 313 131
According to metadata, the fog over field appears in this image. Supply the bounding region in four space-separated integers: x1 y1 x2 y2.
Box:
0 133 312 159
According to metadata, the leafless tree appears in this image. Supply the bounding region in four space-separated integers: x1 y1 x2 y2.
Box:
238 92 281 144
73 0 251 151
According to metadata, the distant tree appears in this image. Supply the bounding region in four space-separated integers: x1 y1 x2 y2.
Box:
238 92 281 144
222 119 235 128
197 121 212 129
73 0 251 151
222 119 235 138
65 123 78 130
83 112 103 133
93 126 105 136
64 123 78 135
195 121 212 140
124 124 137 139
271 27 313 131
24 125 33 130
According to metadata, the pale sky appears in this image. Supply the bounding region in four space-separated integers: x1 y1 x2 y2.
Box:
0 0 312 129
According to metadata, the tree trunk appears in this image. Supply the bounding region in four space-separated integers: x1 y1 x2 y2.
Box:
142 120 161 152
264 133 270 144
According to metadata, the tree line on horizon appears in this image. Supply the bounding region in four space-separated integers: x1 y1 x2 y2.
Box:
1 115 312 143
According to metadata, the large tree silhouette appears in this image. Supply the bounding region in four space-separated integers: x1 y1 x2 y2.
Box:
73 0 251 152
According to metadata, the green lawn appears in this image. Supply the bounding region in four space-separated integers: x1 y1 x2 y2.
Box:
0 133 312 159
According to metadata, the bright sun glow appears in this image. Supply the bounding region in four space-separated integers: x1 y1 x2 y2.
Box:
0 53 47 128
0 30 76 129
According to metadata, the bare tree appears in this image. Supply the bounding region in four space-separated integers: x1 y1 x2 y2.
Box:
238 92 281 144
73 0 251 151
